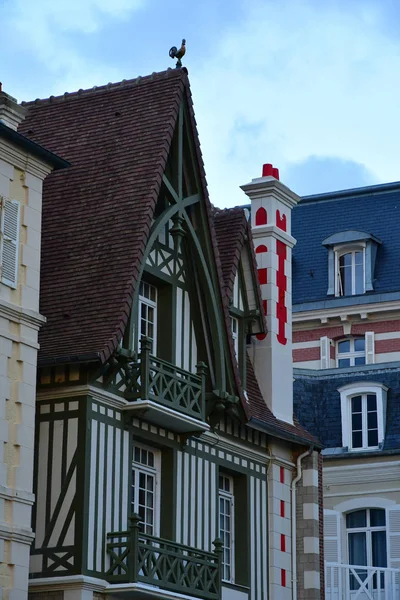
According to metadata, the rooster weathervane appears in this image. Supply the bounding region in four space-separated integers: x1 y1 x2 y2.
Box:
169 39 186 68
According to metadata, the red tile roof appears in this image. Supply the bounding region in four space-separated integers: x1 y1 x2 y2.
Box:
19 70 187 364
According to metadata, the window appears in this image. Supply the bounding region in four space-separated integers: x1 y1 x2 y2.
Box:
230 316 239 358
139 281 157 354
131 444 160 535
322 231 381 296
0 196 20 288
336 247 365 296
350 393 378 449
219 474 235 582
337 338 365 367
339 383 388 451
347 509 387 590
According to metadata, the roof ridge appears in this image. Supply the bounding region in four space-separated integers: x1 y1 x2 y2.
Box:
21 67 187 107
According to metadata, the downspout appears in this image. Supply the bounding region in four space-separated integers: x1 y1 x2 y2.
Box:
291 446 314 600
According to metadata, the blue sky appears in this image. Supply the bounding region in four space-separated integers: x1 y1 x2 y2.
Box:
1 0 399 206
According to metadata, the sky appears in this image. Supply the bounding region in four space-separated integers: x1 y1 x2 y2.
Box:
1 0 400 207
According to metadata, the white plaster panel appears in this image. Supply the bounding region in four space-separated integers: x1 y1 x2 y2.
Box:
18 345 37 366
270 583 292 600
303 469 318 488
12 564 29 592
22 362 36 385
0 356 7 377
15 381 36 406
0 173 10 197
10 541 30 567
270 547 291 570
304 570 320 590
25 268 40 291
0 419 9 443
303 503 319 521
24 173 42 193
15 424 34 449
269 513 291 536
304 536 319 554
21 205 41 232
20 403 35 428
0 335 13 357
26 227 41 251
27 188 42 212
375 352 400 363
274 481 291 502
21 286 39 312
21 246 39 270
0 158 14 180
293 360 320 369
13 501 32 528
19 324 38 345
222 586 248 600
15 465 33 492
0 284 11 302
64 589 93 600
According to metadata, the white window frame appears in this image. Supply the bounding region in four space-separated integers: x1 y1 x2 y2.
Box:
334 243 365 297
230 316 239 359
345 508 387 577
339 382 388 451
336 337 366 368
131 443 161 537
138 281 157 354
219 474 235 583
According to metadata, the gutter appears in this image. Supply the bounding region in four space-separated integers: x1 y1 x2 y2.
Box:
0 121 70 170
291 446 314 600
248 417 323 450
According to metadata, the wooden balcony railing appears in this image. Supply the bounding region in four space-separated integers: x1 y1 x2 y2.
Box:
106 514 222 600
325 562 400 600
101 337 207 424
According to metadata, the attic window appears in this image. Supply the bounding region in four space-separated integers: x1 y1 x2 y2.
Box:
322 231 381 296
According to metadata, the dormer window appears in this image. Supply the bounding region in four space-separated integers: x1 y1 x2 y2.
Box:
336 246 365 296
322 231 381 297
339 382 388 451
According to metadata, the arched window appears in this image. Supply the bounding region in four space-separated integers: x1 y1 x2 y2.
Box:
346 508 387 590
337 337 365 367
336 246 365 296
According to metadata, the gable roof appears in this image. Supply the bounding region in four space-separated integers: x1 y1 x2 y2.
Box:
292 182 400 307
19 69 193 365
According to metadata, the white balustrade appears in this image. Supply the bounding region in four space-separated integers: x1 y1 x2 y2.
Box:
325 562 400 600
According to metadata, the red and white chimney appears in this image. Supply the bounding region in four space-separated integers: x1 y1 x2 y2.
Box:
241 164 300 424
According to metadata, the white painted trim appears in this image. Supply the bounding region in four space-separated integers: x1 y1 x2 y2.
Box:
375 331 400 341
338 382 388 450
0 297 45 327
333 497 396 513
292 341 320 349
325 487 400 498
0 140 54 180
293 299 400 324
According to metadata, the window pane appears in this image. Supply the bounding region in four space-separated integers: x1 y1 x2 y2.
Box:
354 338 365 352
338 340 351 353
347 510 367 528
354 357 366 366
348 531 367 563
372 531 387 568
341 253 352 267
370 509 386 527
367 412 378 429
352 396 362 412
367 395 377 411
368 429 378 447
352 413 362 431
355 263 364 294
338 359 351 368
352 431 363 448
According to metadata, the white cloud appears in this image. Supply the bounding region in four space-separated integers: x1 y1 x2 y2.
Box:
5 0 145 96
190 0 400 206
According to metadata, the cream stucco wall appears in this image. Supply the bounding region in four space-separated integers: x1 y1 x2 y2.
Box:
0 137 53 600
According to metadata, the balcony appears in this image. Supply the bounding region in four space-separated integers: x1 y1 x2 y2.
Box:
106 515 222 600
100 337 209 433
325 562 400 600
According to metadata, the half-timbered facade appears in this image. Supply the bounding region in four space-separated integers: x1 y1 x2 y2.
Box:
292 183 400 599
16 69 322 600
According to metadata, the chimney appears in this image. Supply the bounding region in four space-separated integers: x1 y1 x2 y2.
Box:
0 84 27 130
241 164 300 424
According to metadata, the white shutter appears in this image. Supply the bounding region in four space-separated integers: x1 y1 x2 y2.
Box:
324 509 341 563
365 332 375 365
0 198 20 288
388 506 400 577
320 336 331 369
324 509 342 593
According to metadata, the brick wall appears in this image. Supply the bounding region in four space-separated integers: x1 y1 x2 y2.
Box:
296 451 321 600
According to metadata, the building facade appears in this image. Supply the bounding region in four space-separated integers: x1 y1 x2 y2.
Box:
0 88 67 600
13 69 323 600
292 184 400 599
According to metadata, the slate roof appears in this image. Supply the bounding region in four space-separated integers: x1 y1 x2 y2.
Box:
294 366 400 452
18 69 200 364
292 182 400 306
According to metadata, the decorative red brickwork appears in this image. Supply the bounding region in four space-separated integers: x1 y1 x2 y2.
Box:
293 326 344 343
276 209 287 232
293 346 320 362
375 338 400 353
280 466 285 483
281 533 286 552
255 207 267 225
280 500 285 517
276 240 287 345
256 244 268 254
352 320 400 335
281 569 286 587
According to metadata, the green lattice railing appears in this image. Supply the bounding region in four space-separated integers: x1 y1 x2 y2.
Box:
101 337 207 422
106 515 222 600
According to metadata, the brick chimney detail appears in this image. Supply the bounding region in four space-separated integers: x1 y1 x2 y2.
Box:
241 164 300 424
